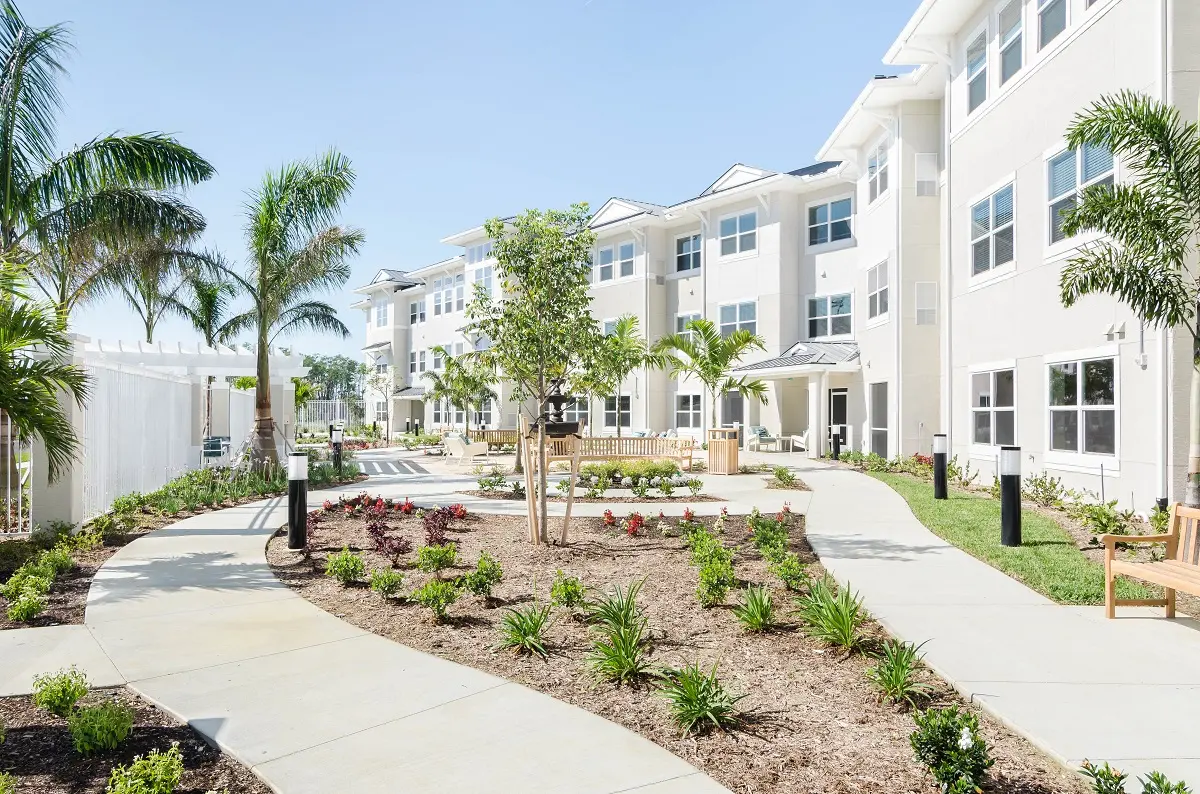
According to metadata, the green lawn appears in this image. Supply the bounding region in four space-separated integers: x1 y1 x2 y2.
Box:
871 472 1155 605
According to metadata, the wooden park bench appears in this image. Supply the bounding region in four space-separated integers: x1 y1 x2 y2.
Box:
545 435 695 470
467 429 521 451
1103 503 1200 619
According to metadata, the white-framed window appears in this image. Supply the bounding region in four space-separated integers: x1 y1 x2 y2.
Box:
595 246 615 282
409 351 417 375
374 302 388 327
409 300 425 324
718 302 756 337
971 183 1015 276
999 0 1023 84
432 278 444 316
474 399 492 428
868 139 889 203
474 265 493 298
971 369 1015 446
675 394 702 429
807 294 852 338
966 29 987 113
675 312 701 341
1048 143 1113 245
915 282 938 326
432 348 444 371
454 273 465 311
1038 0 1067 49
618 241 634 278
1048 357 1116 456
602 319 618 336
418 350 426 372
604 395 631 429
374 400 388 423
453 404 465 425
675 233 702 272
867 262 889 320
808 198 853 246
442 277 455 314
375 362 388 376
915 153 939 197
465 241 493 265
562 398 588 425
432 400 443 424
718 211 757 256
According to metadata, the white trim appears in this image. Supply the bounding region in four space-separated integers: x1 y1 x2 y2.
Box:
966 264 1016 292
716 300 758 336
672 230 704 274
804 291 854 340
968 179 1016 280
866 260 890 322
996 0 1025 88
1044 344 1119 364
804 192 856 252
1042 348 1121 470
716 209 759 258
963 18 989 116
866 134 891 205
601 317 619 336
968 366 1017 449
1043 139 1115 260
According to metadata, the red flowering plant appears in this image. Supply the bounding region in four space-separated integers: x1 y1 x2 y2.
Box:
602 509 616 527
623 511 645 537
682 507 695 522
322 500 334 512
449 503 468 520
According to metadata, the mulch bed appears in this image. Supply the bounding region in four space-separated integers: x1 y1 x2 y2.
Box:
765 478 812 492
459 489 726 503
266 507 1086 794
0 687 271 793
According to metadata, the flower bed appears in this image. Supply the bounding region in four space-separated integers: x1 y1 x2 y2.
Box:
266 497 1085 794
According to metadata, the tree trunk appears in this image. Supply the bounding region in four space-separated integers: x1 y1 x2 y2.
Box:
615 387 622 439
1188 347 1200 507
537 418 548 544
204 376 213 437
251 334 278 468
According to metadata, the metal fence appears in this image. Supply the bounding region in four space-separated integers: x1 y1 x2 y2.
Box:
80 362 195 522
296 399 364 434
1 412 33 536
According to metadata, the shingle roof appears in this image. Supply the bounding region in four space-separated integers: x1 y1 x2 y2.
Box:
787 161 842 178
393 384 426 398
734 340 860 372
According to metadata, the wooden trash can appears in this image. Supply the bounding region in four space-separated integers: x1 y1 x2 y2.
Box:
707 428 739 475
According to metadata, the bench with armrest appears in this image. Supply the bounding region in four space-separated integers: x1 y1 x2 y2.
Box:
544 435 695 470
1102 502 1200 619
443 434 489 467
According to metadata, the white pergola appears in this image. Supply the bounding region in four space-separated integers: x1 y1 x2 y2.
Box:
77 338 309 380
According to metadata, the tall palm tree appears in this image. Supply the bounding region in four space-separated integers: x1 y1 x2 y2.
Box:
225 150 364 466
423 345 499 434
171 264 248 436
593 314 667 437
0 259 88 490
0 2 213 302
1058 90 1200 505
106 234 220 343
653 318 768 429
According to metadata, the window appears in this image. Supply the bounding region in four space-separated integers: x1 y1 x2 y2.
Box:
474 265 493 298
466 241 493 265
869 382 888 457
375 362 388 376
374 400 388 423
1048 143 1113 245
374 302 388 328
442 277 455 314
966 30 987 113
915 282 938 326
718 302 756 336
718 211 757 256
808 198 853 246
604 395 631 428
453 341 464 357
915 153 939 197
971 184 1015 275
676 234 702 272
868 140 889 202
999 0 1023 84
603 319 618 336
432 400 443 424
455 273 465 311
454 404 464 425
618 241 634 278
409 300 425 324
675 395 702 429
418 351 426 372
1049 357 1116 455
474 399 492 428
433 278 443 316
1039 0 1066 49
432 348 443 371
562 398 588 425
971 369 1015 446
676 312 701 341
807 294 852 338
595 246 614 282
867 263 889 319
409 351 417 375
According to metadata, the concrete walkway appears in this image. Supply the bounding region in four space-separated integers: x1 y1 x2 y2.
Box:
797 458 1200 786
79 489 731 794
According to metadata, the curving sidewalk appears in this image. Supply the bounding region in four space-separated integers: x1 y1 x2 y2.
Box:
79 487 731 794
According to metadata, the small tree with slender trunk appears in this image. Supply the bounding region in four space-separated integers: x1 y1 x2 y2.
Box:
1057 91 1200 506
422 345 498 435
592 314 667 437
466 204 601 544
170 264 247 436
653 318 768 428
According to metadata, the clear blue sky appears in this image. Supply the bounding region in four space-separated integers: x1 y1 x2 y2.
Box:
32 0 918 357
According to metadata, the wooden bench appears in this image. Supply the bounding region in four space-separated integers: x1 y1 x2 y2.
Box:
1103 503 1200 619
467 429 520 450
544 435 695 470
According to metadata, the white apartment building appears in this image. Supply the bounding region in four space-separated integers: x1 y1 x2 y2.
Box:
354 0 1200 508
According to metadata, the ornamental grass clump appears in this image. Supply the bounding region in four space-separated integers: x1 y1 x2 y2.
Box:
656 661 744 736
731 585 776 632
796 575 867 652
867 639 935 708
369 568 405 599
411 579 459 623
106 743 184 794
910 706 993 793
416 543 458 578
68 701 134 756
585 581 651 684
461 551 503 598
325 547 365 586
497 603 553 657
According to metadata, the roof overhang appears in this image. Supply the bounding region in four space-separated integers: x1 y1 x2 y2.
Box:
817 66 943 160
362 341 391 353
885 0 977 66
78 339 308 379
393 385 425 400
738 362 861 380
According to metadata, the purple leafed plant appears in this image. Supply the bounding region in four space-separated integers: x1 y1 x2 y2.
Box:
380 534 413 567
423 507 453 546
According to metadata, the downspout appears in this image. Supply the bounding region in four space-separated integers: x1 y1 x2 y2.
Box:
894 110 904 457
1158 0 1172 501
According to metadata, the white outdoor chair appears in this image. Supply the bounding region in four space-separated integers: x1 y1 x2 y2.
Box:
444 435 488 467
789 430 809 453
746 425 780 452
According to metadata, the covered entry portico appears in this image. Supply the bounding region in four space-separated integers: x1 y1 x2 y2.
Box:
733 341 861 459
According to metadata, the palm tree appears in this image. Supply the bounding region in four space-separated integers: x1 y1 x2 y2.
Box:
0 3 213 306
108 234 221 343
653 318 768 429
225 150 364 466
593 314 667 437
1057 90 1200 505
0 259 89 491
423 345 499 434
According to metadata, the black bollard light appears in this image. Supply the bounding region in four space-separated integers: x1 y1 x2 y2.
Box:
287 451 308 550
331 425 344 476
831 430 841 462
999 445 1021 547
932 433 948 500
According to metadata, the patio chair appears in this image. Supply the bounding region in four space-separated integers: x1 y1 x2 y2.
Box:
788 430 809 453
746 425 780 452
443 435 488 467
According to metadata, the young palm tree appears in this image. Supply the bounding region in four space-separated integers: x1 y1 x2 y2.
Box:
423 345 499 434
1057 91 1200 505
593 314 667 437
0 260 89 488
225 150 364 466
653 318 768 429
0 2 212 301
107 234 222 343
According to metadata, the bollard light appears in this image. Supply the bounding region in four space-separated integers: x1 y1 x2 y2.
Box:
287 451 308 550
831 429 841 462
999 445 1021 547
330 425 345 475
932 433 948 500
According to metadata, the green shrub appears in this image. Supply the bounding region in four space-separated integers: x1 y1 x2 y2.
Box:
411 579 459 623
771 466 796 487
497 603 553 657
1137 772 1192 794
324 547 365 585
657 479 675 498
461 551 503 598
796 575 866 652
0 772 12 794
587 622 650 684
69 701 134 755
6 590 45 621
32 667 90 716
416 543 458 577
0 538 39 575
1080 762 1193 794
768 552 809 591
1150 503 1171 534
748 515 789 563
910 706 993 793
1 556 55 601
1022 472 1065 508
731 585 775 631
696 557 735 608
550 570 585 609
29 521 74 550
630 478 651 498
656 661 744 736
369 568 405 598
41 545 74 576
867 639 934 707
106 743 184 794
685 478 703 497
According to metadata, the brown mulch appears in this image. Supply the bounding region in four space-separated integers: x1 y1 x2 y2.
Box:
0 688 271 793
266 508 1086 794
765 478 812 492
459 489 726 503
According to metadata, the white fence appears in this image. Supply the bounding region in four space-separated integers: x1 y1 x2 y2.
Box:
80 362 194 521
296 399 364 434
228 387 256 450
1 412 33 535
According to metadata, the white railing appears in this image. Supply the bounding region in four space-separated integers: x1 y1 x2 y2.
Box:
296 399 364 434
1 411 32 536
80 362 194 521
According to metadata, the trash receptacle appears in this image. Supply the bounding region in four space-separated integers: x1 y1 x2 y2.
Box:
707 428 739 475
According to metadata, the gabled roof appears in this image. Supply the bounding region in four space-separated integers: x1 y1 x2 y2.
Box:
589 197 668 232
354 268 423 296
734 341 861 374
701 164 777 196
